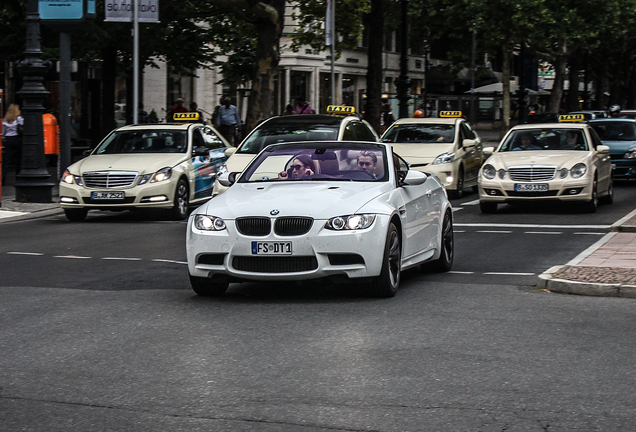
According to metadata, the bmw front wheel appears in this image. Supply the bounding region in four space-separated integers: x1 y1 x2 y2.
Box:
370 223 401 298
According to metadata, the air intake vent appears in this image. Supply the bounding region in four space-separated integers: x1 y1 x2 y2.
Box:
274 217 313 236
232 256 318 273
236 217 271 236
508 165 556 182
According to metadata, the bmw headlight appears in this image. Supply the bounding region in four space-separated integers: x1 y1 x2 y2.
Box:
624 148 636 159
482 164 496 180
325 214 376 231
194 215 227 231
570 163 587 179
432 153 455 165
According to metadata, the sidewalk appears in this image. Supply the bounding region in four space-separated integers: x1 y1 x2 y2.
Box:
538 210 636 298
0 169 62 222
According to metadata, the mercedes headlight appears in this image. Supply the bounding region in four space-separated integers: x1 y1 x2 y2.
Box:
325 214 376 231
432 153 455 165
61 169 83 186
624 148 636 159
194 215 227 231
216 163 228 178
151 167 172 183
570 163 587 179
482 164 496 180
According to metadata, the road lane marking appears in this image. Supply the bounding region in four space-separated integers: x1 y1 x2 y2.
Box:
484 272 535 276
7 252 44 256
455 223 611 229
102 257 142 261
477 230 512 234
574 232 606 235
53 255 92 259
525 231 563 235
461 199 480 206
449 271 474 274
152 259 188 265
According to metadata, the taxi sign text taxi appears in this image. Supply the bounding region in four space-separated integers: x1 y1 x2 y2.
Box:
326 105 356 115
559 114 585 122
173 112 200 121
439 111 462 118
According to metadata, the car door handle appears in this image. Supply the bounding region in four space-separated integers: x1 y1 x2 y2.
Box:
426 189 432 197
399 206 406 216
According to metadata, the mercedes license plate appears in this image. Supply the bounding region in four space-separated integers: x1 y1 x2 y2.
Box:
91 191 125 200
514 183 548 192
252 241 292 255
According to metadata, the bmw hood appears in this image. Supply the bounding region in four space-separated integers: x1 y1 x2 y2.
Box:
69 154 188 175
198 182 393 220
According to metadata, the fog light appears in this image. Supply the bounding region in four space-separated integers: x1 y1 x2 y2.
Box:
141 195 169 203
60 196 78 203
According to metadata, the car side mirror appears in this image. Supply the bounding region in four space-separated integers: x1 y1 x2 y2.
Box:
462 138 476 148
401 169 427 186
225 147 237 157
596 145 610 154
483 146 495 156
217 172 239 187
193 147 209 157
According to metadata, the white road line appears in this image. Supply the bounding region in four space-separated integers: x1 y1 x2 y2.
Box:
102 257 142 261
451 207 464 212
461 199 480 206
6 252 44 256
454 230 466 233
574 232 606 235
524 231 563 235
448 271 474 274
484 272 535 276
477 230 512 234
53 255 92 259
152 259 188 265
455 223 611 229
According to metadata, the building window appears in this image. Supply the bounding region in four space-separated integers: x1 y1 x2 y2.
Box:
167 67 194 109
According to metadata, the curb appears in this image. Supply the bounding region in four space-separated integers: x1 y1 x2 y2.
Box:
611 208 636 232
0 207 63 223
538 265 636 298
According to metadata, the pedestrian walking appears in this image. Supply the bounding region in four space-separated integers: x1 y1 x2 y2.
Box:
216 97 241 145
2 103 24 185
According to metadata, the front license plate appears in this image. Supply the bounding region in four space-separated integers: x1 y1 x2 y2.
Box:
514 183 548 192
91 191 125 200
251 241 292 255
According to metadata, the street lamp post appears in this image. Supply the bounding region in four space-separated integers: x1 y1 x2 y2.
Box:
14 0 54 202
395 0 410 119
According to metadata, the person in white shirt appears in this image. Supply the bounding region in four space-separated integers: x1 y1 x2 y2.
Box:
2 104 24 184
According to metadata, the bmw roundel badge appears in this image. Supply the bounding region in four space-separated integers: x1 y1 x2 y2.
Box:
270 209 280 215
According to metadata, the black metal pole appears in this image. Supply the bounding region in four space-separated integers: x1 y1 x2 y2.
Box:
396 0 410 119
470 25 476 124
59 32 71 179
14 0 54 202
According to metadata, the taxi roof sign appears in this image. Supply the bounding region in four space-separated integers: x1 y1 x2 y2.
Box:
173 112 200 121
326 105 356 115
559 114 585 122
439 111 462 118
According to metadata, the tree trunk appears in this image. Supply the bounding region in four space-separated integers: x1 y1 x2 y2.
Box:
365 0 384 134
566 54 580 113
502 44 511 132
548 38 567 113
243 0 285 133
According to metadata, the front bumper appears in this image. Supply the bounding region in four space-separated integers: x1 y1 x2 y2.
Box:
59 180 177 210
478 177 594 203
412 164 458 190
186 215 391 282
612 159 636 179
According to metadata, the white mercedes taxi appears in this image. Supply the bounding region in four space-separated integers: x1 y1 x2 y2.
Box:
380 111 484 197
478 120 613 213
59 114 231 221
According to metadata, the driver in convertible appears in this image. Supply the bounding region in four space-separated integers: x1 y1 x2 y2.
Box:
278 154 315 180
357 151 378 178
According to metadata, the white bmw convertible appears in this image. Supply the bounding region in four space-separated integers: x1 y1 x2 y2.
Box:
186 141 454 297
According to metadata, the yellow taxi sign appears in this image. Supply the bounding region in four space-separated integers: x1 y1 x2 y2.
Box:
559 114 585 122
439 111 462 118
173 112 200 121
326 105 356 115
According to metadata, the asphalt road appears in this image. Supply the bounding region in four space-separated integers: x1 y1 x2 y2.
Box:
1 183 636 431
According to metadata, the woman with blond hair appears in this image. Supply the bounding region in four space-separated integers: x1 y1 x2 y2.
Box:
2 104 24 184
